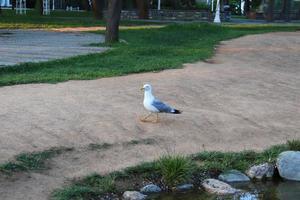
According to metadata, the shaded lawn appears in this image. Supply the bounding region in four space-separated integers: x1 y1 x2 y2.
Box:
0 9 163 29
0 23 299 87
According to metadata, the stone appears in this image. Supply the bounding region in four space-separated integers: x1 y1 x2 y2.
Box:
246 163 274 179
123 191 147 200
201 178 241 195
140 184 161 193
218 170 250 182
176 183 194 191
277 151 300 181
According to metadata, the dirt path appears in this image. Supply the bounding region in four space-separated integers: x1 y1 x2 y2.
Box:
0 31 300 200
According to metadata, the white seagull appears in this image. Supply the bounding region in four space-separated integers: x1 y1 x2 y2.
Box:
140 84 181 123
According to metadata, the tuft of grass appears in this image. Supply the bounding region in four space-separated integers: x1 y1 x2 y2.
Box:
0 147 73 173
87 143 113 151
287 139 300 151
52 174 116 200
157 155 196 187
124 138 156 146
0 23 299 87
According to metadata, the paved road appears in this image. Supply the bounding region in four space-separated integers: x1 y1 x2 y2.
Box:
0 29 107 66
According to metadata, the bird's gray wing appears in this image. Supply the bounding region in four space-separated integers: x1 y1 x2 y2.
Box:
152 99 173 113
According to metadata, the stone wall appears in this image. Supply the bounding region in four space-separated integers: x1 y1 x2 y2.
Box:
121 9 213 21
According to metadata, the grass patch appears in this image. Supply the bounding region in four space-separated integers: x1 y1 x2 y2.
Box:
51 140 300 200
124 138 156 146
158 155 196 188
0 9 163 29
0 23 299 87
52 174 116 200
287 139 300 151
0 147 74 173
87 143 113 151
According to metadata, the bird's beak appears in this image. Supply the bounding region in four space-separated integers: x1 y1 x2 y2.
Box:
140 87 144 91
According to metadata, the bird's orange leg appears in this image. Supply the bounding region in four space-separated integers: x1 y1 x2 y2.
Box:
140 113 152 122
153 113 159 123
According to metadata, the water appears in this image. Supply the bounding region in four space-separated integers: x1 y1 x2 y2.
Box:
149 181 300 200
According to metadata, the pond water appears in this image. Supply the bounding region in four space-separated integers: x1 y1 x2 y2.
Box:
149 181 300 200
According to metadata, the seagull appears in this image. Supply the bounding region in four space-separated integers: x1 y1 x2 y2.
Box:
140 84 181 123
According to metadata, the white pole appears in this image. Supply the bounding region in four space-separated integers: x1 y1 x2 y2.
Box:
158 0 161 10
52 0 54 10
211 0 214 12
214 0 221 23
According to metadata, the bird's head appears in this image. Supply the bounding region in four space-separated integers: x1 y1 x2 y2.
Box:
141 84 152 92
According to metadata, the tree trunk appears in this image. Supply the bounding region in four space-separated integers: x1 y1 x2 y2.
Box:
105 0 122 43
267 0 274 22
82 0 91 11
12 0 16 10
244 0 250 15
92 0 105 19
136 0 149 19
282 0 291 21
36 0 44 15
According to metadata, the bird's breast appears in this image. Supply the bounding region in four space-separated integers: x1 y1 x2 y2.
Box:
143 99 159 113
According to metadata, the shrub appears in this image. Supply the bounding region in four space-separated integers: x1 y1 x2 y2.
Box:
196 2 209 10
157 155 196 187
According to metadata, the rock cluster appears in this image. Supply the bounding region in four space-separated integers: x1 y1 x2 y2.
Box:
122 151 300 199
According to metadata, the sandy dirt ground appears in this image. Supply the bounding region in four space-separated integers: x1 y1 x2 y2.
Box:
0 31 300 200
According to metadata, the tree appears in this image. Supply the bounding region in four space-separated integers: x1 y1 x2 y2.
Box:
267 0 274 22
244 0 250 15
105 0 122 43
136 0 149 19
92 0 105 19
282 0 291 21
36 0 44 15
82 0 91 11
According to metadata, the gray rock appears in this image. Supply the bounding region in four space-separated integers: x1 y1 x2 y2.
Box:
176 183 194 191
123 191 147 200
201 178 241 195
246 163 274 179
277 151 300 181
140 184 161 193
218 170 250 182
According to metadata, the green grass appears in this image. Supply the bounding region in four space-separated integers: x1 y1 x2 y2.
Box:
0 9 162 29
52 174 116 200
287 139 300 151
0 147 73 173
0 23 299 87
124 138 156 146
158 155 196 187
87 143 113 151
51 140 300 200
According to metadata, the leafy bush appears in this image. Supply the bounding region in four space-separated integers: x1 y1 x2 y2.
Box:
157 155 196 187
196 2 209 10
